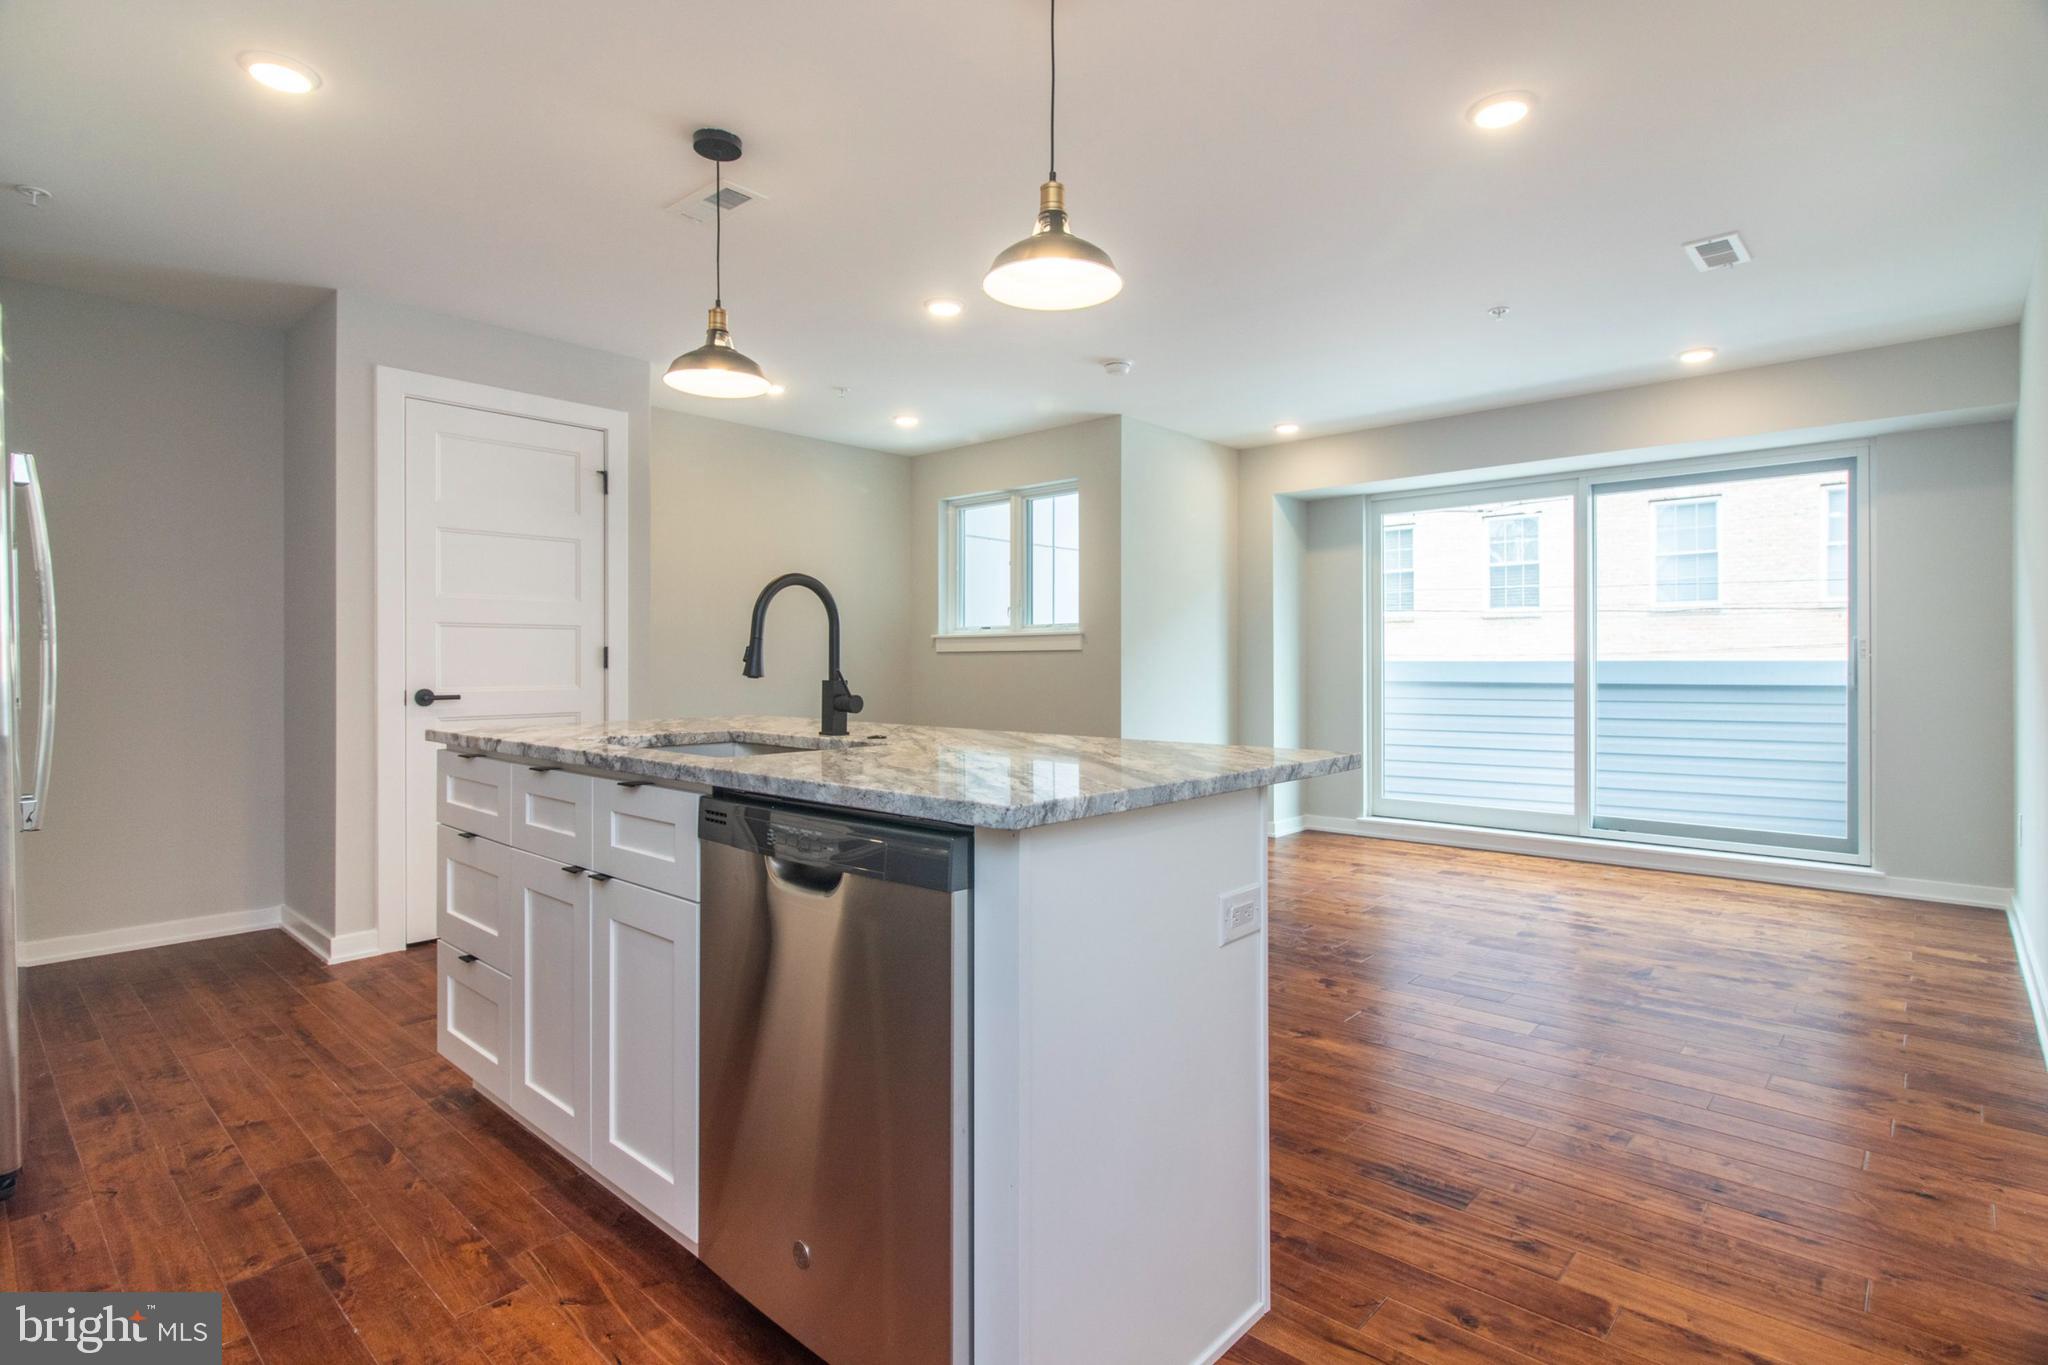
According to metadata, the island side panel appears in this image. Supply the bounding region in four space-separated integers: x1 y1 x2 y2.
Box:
973 787 1271 1365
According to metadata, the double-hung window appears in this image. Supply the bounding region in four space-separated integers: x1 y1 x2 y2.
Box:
1655 497 1719 604
1487 514 1541 610
939 481 1080 647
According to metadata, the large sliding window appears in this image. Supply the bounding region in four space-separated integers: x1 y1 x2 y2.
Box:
1368 447 1866 862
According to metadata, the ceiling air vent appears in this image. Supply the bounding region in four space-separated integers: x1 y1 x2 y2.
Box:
1683 232 1751 272
665 178 766 224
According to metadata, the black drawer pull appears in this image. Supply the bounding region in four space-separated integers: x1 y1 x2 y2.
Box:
560 864 586 875
616 781 647 790
527 766 558 774
456 952 478 964
455 830 478 840
586 871 614 883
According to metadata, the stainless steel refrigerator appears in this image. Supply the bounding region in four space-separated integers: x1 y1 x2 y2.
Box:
0 350 59 1201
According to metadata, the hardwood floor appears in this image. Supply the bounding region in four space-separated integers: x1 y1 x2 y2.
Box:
6 833 2046 1363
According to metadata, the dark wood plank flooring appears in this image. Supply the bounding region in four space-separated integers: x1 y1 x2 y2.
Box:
7 834 2047 1363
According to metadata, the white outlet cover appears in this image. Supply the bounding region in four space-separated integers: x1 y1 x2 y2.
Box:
1218 884 1263 946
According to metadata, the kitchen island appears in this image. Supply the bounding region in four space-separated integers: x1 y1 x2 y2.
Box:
424 715 1357 1365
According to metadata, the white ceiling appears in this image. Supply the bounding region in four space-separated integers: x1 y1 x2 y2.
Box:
4 0 2046 452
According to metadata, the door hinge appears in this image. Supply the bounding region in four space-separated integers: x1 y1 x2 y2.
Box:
598 468 609 495
602 646 610 670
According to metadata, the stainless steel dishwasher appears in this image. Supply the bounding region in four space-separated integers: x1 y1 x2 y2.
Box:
698 796 971 1365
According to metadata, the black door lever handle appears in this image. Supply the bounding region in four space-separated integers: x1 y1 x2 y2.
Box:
414 688 463 706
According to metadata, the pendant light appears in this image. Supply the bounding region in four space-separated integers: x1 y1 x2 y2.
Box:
982 0 1122 310
665 128 773 398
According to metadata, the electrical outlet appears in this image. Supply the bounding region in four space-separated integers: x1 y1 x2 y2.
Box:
1218 885 1263 946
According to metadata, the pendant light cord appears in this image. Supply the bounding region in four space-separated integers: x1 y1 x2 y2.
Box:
1047 0 1057 182
713 159 723 309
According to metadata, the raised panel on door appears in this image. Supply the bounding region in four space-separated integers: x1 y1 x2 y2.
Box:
511 765 594 864
405 396 609 944
591 877 699 1240
592 781 701 899
437 943 510 1098
437 824 508 971
506 847 591 1158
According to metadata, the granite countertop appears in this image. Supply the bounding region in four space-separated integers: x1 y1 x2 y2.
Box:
425 714 1359 830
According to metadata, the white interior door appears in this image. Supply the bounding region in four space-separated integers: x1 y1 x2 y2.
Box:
405 399 607 942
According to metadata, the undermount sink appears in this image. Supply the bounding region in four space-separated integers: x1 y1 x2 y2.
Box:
650 740 813 759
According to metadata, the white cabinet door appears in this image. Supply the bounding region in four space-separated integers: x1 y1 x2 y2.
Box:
592 780 701 900
590 877 699 1240
437 942 511 1099
505 847 591 1158
437 825 508 971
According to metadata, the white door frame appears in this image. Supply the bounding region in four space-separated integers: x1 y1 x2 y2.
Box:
372 366 632 956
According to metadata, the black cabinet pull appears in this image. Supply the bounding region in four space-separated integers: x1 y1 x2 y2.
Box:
616 781 647 790
586 872 614 883
560 864 586 875
456 952 478 964
527 766 558 774
414 688 463 707
455 830 478 840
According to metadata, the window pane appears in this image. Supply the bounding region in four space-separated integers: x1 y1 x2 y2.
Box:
958 500 1011 630
1027 490 1080 626
1824 486 1848 598
1379 494 1575 819
1595 467 1853 848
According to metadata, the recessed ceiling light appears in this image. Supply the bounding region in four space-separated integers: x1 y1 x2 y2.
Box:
924 298 964 319
1678 347 1718 365
894 414 920 429
1467 92 1533 129
1273 423 1301 436
765 384 786 396
239 52 321 94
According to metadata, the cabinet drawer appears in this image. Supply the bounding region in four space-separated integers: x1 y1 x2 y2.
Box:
436 750 512 841
592 781 701 900
437 942 510 1099
590 878 700 1240
437 825 509 971
511 765 594 864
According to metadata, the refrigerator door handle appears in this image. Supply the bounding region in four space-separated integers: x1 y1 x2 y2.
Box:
11 453 54 833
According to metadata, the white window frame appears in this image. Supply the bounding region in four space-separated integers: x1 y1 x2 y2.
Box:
1382 522 1415 617
1484 511 1542 613
1651 494 1722 608
1364 443 1871 865
1821 481 1849 602
935 480 1083 653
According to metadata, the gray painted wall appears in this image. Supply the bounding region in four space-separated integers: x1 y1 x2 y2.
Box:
646 409 913 723
907 417 1124 736
0 279 286 944
1120 419 1238 743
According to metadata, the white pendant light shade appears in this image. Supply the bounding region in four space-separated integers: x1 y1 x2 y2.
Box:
984 180 1123 310
664 306 771 398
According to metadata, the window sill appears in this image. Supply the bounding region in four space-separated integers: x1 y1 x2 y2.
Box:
933 630 1084 654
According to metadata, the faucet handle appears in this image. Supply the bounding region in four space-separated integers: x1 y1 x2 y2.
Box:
835 690 865 715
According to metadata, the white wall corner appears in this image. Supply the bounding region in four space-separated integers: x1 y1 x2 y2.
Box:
18 905 285 968
2009 895 2048 1077
281 904 387 966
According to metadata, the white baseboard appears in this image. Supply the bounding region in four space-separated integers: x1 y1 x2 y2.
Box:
280 904 385 966
18 904 284 967
2009 896 2048 1075
1300 814 2013 910
1268 815 1306 838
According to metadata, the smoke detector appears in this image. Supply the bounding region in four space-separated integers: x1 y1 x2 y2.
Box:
666 177 766 223
1102 358 1133 376
1682 232 1751 272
